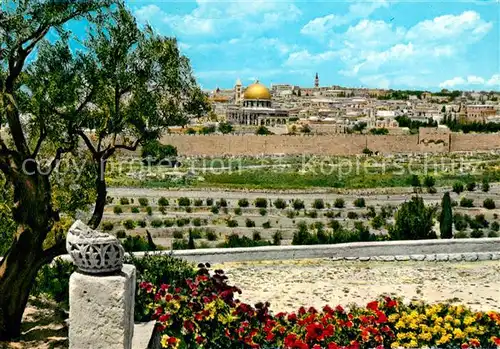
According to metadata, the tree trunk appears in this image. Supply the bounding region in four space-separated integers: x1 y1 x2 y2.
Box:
88 159 107 229
0 228 48 340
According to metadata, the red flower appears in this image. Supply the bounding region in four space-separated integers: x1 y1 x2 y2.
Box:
196 336 204 344
367 301 379 311
287 313 297 322
183 320 195 332
160 283 170 291
335 305 345 313
461 344 469 349
492 337 500 346
328 343 339 349
167 337 178 345
306 322 326 341
469 339 480 347
158 314 170 322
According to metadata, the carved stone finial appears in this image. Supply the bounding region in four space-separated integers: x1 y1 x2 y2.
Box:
66 220 125 274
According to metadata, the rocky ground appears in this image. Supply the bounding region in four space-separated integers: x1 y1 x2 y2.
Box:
222 259 500 313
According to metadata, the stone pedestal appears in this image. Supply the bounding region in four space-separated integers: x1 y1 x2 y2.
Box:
69 264 136 349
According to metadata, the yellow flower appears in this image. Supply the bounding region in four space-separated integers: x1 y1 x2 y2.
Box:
389 314 400 323
454 319 461 326
444 315 453 322
395 320 406 329
436 334 452 345
391 341 400 348
397 333 407 340
464 316 475 325
418 332 433 341
453 328 465 340
409 340 418 347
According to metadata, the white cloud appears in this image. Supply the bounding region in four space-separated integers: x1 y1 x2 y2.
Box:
439 74 500 89
300 0 388 36
284 50 339 67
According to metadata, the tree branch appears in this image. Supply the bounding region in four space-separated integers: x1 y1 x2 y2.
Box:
76 130 97 154
48 145 74 175
42 238 67 263
113 138 141 152
31 126 47 158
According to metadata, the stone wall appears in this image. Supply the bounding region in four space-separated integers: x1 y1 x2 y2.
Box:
160 132 500 156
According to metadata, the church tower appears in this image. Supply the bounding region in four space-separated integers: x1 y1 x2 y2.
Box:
314 73 319 88
234 78 242 106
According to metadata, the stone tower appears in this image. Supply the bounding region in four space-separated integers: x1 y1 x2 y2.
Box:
314 73 319 88
234 78 242 106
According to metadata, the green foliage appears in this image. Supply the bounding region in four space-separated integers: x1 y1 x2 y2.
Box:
113 205 123 215
312 199 325 210
262 221 271 229
483 198 496 210
123 219 136 230
238 198 249 207
146 206 153 216
353 198 366 208
369 128 389 135
453 182 464 194
176 218 190 227
410 175 421 189
217 198 228 207
466 182 476 192
362 147 373 155
172 231 184 239
205 230 218 241
259 208 267 216
453 213 468 231
137 220 147 228
306 210 318 218
347 212 359 219
252 231 261 241
131 206 140 213
116 230 127 239
199 125 216 134
292 199 305 210
218 234 271 248
491 221 500 232
470 229 484 238
164 219 175 227
272 231 283 245
254 198 268 208
481 179 490 192
101 221 114 231
245 219 256 228
120 198 130 205
226 219 238 228
218 122 234 134
255 125 272 135
439 192 453 239
371 215 386 230
141 140 178 165
424 176 436 188
334 198 345 209
292 220 376 246
192 218 202 227
273 199 287 209
193 199 203 207
122 235 151 252
151 219 163 228
391 196 436 240
138 198 149 207
178 197 191 207
158 197 169 206
454 231 469 239
234 207 242 215
210 206 219 214
206 198 214 206
460 198 474 208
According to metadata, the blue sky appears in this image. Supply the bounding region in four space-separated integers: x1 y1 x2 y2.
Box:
125 0 499 91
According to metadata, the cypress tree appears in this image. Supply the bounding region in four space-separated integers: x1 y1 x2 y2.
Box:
440 192 453 238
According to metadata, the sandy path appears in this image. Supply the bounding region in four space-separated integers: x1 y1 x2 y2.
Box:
222 259 500 313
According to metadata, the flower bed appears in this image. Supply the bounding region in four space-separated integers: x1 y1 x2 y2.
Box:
139 264 500 349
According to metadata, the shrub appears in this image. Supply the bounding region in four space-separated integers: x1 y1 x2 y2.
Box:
189 229 203 239
172 239 189 250
474 214 489 228
470 229 484 238
255 125 272 135
460 197 474 208
176 218 190 227
334 198 345 209
146 206 153 216
347 212 359 219
366 206 376 218
452 182 464 194
324 210 335 218
453 213 468 231
423 175 436 188
312 199 325 210
210 206 219 214
454 231 469 239
238 198 249 207
488 230 499 238
178 197 191 207
254 198 268 208
262 221 271 229
371 215 385 230
172 230 184 239
113 205 123 215
138 198 149 207
272 231 283 245
391 196 436 240
158 197 169 206
192 218 202 227
482 179 490 192
116 230 127 238
428 186 437 194
353 198 366 208
466 182 476 192
252 231 261 241
234 207 242 215
217 198 228 207
194 199 203 207
123 219 136 230
151 219 163 228
102 221 114 231
31 259 76 310
286 210 297 218
245 218 256 228
292 199 305 210
259 208 267 216
219 233 271 248
273 198 287 209
137 220 147 228
226 219 238 228
205 230 218 241
491 221 500 232
120 197 130 205
483 198 496 209
328 220 341 231
122 235 152 253
218 122 233 134
206 198 214 206
164 219 175 227
306 210 318 218
106 196 114 204
131 206 140 213
159 206 167 214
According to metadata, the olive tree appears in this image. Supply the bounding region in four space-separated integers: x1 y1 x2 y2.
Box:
0 1 208 338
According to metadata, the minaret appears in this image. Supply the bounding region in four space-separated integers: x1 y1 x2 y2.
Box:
234 78 242 106
314 73 319 88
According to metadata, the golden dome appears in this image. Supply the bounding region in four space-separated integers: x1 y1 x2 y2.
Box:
244 81 271 100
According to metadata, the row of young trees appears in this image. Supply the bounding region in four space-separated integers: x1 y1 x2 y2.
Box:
0 1 210 339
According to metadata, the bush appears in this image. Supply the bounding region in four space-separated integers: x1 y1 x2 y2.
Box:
123 219 136 230
259 208 267 216
273 198 287 209
428 186 437 194
113 205 123 215
216 198 228 208
262 221 271 229
172 230 184 239
31 259 76 310
312 199 325 210
189 229 203 239
334 198 345 209
347 212 359 219
460 197 474 208
328 220 341 231
286 210 297 218
159 206 167 215
176 218 190 227
164 219 175 227
453 213 468 231
219 233 271 248
210 205 219 214
172 239 189 250
141 140 178 165
254 198 268 208
391 196 436 240
272 231 283 245
371 215 385 230
131 206 140 213
366 206 376 218
185 207 192 213
192 218 202 227
116 230 127 238
482 179 490 192
452 182 464 194
137 220 147 228
151 219 163 228
102 221 114 231
158 197 169 206
353 198 366 208
483 198 496 209
245 218 256 228
178 197 191 207
306 210 318 218
491 221 500 232
423 175 436 188
292 199 305 210
122 235 152 252
226 219 238 228
138 198 149 207
488 230 499 238
146 206 153 216
205 230 218 241
238 198 249 207
470 229 484 238
454 231 469 239
234 207 242 215
206 198 214 206
255 125 272 135
120 197 130 205
194 199 203 207
252 231 261 241
218 122 233 134
466 182 476 192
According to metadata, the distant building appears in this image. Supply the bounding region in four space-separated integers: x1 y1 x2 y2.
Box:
226 80 289 126
314 73 319 88
464 105 496 123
